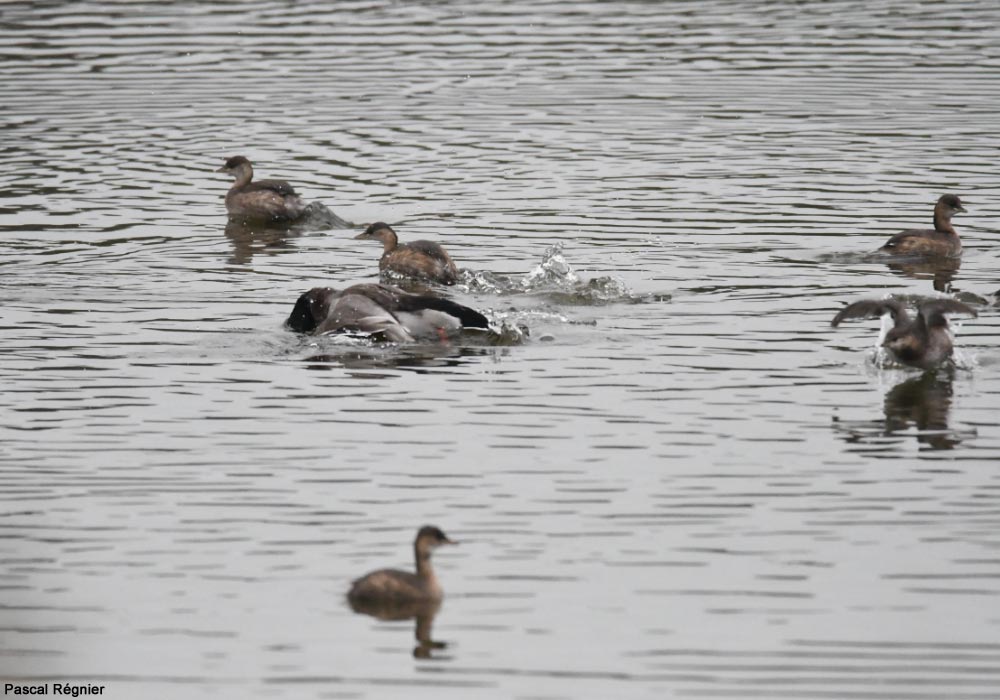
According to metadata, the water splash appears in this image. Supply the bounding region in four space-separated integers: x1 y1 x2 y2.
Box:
521 242 580 289
460 268 519 295
299 201 352 230
482 320 530 346
459 242 668 306
950 348 978 371
948 315 978 370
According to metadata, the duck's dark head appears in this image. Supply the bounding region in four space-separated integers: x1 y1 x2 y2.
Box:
285 287 336 333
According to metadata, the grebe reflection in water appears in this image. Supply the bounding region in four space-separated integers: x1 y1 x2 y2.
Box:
348 597 448 660
883 371 964 450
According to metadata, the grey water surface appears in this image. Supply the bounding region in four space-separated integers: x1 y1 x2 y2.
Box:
2 1 1000 698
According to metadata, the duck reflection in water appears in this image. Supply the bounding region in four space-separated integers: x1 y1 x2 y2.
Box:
302 343 512 376
348 526 457 659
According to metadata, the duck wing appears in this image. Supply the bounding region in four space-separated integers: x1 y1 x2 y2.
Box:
831 299 909 328
346 284 487 329
285 285 412 341
393 293 489 329
346 283 404 304
316 287 413 342
286 284 486 341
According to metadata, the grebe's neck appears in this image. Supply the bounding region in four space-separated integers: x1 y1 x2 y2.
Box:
379 228 399 254
933 203 957 236
414 542 435 579
231 163 253 189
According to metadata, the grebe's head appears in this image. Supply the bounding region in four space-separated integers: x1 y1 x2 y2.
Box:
937 194 966 217
216 155 252 177
883 328 920 357
354 222 396 243
415 525 457 553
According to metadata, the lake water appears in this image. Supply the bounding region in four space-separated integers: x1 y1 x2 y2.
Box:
2 1 1000 698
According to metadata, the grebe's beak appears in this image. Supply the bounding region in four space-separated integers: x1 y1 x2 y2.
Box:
353 231 370 240
215 166 229 173
956 204 967 213
442 537 458 546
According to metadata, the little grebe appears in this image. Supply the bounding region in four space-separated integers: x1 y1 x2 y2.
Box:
879 194 966 258
355 222 459 285
831 297 977 369
348 526 457 603
216 155 307 223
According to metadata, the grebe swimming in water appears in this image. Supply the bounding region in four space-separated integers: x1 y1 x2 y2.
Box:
831 297 977 369
216 156 307 223
355 222 459 285
285 284 489 342
879 195 967 258
348 526 457 603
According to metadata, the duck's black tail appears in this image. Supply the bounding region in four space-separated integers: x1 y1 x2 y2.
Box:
400 295 490 329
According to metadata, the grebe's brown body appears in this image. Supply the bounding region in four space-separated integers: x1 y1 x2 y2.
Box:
880 194 966 258
355 222 459 285
348 526 457 603
216 155 307 222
